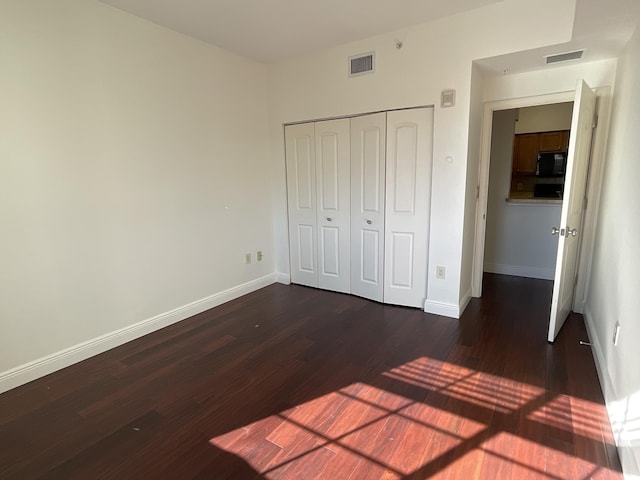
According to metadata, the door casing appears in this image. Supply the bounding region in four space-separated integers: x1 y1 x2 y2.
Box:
471 87 612 316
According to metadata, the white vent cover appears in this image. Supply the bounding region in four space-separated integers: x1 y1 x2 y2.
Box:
349 52 375 76
545 50 584 64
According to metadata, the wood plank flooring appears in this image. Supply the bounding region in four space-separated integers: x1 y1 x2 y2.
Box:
0 273 622 479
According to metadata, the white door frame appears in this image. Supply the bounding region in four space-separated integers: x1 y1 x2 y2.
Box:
471 87 611 309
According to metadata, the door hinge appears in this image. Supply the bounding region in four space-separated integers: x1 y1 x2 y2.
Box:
583 196 588 210
476 185 480 199
592 115 598 129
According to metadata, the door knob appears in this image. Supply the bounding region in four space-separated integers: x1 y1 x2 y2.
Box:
366 220 372 225
326 217 333 222
551 227 560 235
566 227 578 237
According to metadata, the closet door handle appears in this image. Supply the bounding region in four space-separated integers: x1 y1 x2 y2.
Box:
366 219 372 225
326 217 333 222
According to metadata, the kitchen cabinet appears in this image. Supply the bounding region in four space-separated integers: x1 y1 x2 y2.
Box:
539 131 569 152
512 130 570 175
512 133 539 174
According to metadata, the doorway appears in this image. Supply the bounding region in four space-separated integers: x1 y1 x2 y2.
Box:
483 103 573 282
472 87 611 328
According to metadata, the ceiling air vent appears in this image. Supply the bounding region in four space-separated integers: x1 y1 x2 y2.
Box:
545 50 584 64
349 52 375 77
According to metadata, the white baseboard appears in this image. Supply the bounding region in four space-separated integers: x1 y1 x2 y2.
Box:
584 306 640 479
459 287 472 317
0 273 278 395
424 300 459 319
484 262 555 280
424 288 472 319
275 272 291 285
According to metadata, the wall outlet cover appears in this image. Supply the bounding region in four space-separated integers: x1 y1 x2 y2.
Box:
441 89 456 108
613 322 620 346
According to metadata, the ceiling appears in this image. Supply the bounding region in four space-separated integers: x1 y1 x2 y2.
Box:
99 0 640 72
99 0 501 62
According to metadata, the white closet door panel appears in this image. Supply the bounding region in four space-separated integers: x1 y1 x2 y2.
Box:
320 226 340 275
393 125 418 214
390 232 414 288
316 118 350 293
295 142 314 209
285 122 318 287
351 113 386 302
384 108 433 307
297 224 316 272
362 129 383 213
361 229 380 284
318 136 339 211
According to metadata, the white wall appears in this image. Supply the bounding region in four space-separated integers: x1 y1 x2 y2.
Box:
483 110 561 280
0 0 273 389
585 26 640 477
268 0 577 316
515 102 574 133
460 63 486 307
484 59 618 102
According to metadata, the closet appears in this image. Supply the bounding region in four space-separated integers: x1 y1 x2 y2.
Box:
285 107 433 308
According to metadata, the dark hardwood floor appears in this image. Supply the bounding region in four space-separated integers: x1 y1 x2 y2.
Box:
0 274 621 479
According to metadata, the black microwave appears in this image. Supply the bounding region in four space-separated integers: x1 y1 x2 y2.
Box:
536 152 567 177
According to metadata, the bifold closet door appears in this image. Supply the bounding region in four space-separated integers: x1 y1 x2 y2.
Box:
384 108 434 308
285 122 318 287
315 119 351 293
350 113 386 302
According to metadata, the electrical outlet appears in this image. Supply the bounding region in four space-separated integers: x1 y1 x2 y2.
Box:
245 253 251 264
436 266 446 280
613 322 620 346
257 250 263 262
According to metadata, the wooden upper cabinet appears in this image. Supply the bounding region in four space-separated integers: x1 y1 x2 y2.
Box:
539 130 569 152
512 130 570 175
512 133 539 174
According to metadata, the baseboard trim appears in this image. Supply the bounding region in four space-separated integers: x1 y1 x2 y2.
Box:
584 306 640 479
484 262 555 280
275 272 291 285
0 273 278 394
583 305 613 407
459 287 472 317
423 299 460 319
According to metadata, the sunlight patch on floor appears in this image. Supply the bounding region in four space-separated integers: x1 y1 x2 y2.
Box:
209 357 620 479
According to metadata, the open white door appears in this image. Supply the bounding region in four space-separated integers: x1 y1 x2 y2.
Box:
548 80 596 342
